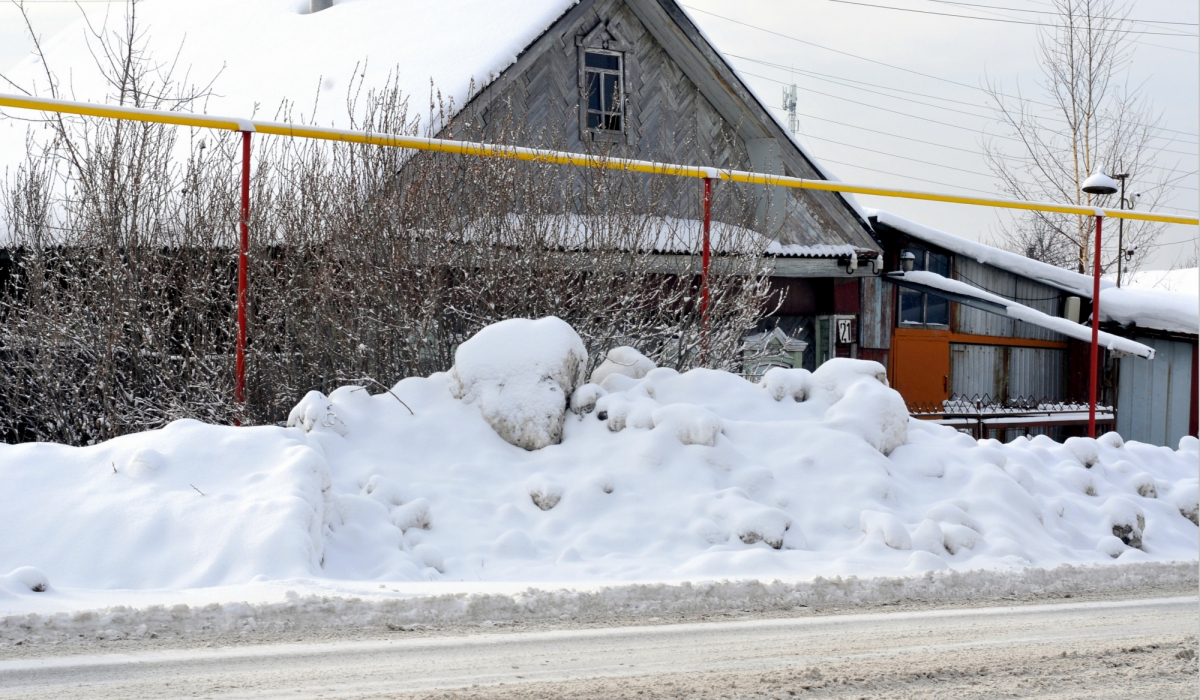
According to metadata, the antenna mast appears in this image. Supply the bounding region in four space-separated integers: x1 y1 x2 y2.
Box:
782 83 798 135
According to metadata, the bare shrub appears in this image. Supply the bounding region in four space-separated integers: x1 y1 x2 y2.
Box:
0 19 775 445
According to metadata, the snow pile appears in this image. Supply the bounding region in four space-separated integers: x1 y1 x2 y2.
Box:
591 346 657 386
449 317 587 450
760 367 811 402
0 567 50 598
0 318 1196 598
0 421 332 590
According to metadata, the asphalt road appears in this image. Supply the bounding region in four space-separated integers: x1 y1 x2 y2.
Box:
1 595 1195 699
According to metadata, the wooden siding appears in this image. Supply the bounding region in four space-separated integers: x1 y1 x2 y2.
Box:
952 256 1067 342
860 275 894 349
444 0 876 251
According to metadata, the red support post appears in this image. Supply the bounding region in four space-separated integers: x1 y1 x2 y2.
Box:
700 176 712 362
235 130 251 415
1088 214 1102 438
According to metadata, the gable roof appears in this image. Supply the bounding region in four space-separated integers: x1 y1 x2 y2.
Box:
461 0 876 250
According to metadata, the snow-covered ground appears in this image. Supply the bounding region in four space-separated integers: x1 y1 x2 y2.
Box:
0 317 1196 630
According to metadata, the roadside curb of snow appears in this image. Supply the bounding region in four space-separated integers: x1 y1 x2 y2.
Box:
1 561 1195 646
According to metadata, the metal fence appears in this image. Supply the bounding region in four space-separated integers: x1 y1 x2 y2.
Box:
908 393 1115 441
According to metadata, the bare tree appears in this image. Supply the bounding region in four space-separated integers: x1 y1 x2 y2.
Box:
0 6 779 446
983 0 1180 275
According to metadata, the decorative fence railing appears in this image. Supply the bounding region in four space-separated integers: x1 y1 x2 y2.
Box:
908 394 1115 440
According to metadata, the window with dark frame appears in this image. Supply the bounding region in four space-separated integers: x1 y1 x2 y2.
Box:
583 50 623 132
899 248 951 326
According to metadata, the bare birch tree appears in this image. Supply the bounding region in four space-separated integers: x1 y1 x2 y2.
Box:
983 0 1181 275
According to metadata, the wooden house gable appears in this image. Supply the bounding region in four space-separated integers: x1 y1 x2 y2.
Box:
447 0 879 252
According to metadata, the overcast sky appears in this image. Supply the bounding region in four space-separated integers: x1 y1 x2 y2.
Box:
1 0 1196 270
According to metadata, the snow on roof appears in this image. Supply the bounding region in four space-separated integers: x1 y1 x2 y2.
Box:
1100 286 1199 337
896 271 1155 359
869 209 1108 298
1117 267 1199 297
763 243 860 258
873 210 1198 336
459 214 769 254
457 214 865 258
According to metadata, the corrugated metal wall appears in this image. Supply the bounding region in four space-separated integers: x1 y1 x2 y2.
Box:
1117 336 1196 447
952 257 1065 342
950 344 1001 399
1009 346 1067 400
950 343 1066 402
860 276 893 349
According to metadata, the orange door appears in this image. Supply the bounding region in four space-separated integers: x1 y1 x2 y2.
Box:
890 330 950 409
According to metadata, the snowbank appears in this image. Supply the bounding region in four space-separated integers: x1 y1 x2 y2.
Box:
1 562 1193 644
0 421 331 590
0 318 1196 599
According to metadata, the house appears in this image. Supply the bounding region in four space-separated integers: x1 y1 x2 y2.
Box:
1101 285 1198 446
409 0 886 370
867 210 1196 446
5 0 1191 446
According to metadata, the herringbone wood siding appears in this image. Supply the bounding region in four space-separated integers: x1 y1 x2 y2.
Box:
445 0 869 248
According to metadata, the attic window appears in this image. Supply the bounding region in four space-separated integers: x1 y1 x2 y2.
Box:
583 50 623 132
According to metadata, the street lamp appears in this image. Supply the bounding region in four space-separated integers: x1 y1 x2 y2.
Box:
1110 173 1131 287
1080 166 1119 439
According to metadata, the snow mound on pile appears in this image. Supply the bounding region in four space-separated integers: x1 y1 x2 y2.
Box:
0 567 50 597
0 318 1196 593
591 346 657 386
449 317 587 450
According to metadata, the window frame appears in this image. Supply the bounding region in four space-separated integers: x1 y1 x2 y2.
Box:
578 47 627 143
897 247 953 329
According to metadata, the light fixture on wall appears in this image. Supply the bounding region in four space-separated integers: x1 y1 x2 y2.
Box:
900 251 916 273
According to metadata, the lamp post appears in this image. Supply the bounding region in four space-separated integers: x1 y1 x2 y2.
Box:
1112 173 1129 287
1081 166 1120 438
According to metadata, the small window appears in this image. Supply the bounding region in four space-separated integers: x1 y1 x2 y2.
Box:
899 247 951 327
583 50 623 132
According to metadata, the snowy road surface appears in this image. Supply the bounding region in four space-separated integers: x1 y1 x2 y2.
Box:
0 595 1195 698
